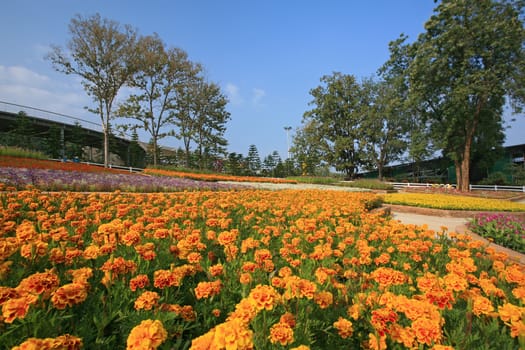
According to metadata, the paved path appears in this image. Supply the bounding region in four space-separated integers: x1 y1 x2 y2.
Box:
390 211 469 233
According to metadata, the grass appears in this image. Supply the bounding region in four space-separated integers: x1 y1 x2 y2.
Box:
0 146 48 159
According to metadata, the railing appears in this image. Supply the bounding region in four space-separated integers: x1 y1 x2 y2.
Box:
389 182 525 193
469 184 525 192
50 158 144 173
389 182 456 190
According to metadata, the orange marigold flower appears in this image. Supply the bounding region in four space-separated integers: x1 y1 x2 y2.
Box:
0 286 18 305
472 295 494 316
16 270 60 299
278 266 292 278
48 334 83 349
431 345 455 350
50 282 88 310
498 302 524 323
191 318 253 350
512 286 525 301
510 319 525 338
269 322 294 346
209 264 224 277
240 273 252 285
254 249 272 265
216 318 254 349
371 307 398 336
217 230 238 246
126 319 167 350
228 298 258 324
411 317 442 346
195 280 222 300
367 332 387 350
280 312 296 328
333 317 353 339
1 294 37 323
290 346 310 350
347 303 361 320
130 274 150 292
314 291 333 309
249 284 281 311
370 267 407 288
83 245 100 260
68 267 93 285
212 308 221 318
180 305 196 322
505 265 525 284
443 273 468 292
134 291 160 311
186 252 202 264
12 334 82 350
190 329 215 350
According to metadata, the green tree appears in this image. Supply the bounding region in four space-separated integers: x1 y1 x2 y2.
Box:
127 130 145 168
47 13 139 167
117 34 197 166
174 77 230 168
247 144 261 175
44 124 63 159
10 111 34 149
291 121 325 176
303 73 370 179
379 35 433 181
361 78 409 180
408 0 525 191
226 152 245 175
66 121 85 160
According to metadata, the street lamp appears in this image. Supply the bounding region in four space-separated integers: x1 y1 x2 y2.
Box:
284 126 292 159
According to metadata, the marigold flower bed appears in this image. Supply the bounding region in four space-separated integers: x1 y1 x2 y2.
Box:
384 192 525 212
145 168 298 184
1 188 525 349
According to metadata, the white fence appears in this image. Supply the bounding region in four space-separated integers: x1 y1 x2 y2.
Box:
50 158 144 173
389 182 525 193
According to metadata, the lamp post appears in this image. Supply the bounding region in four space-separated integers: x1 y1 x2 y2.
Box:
284 126 291 159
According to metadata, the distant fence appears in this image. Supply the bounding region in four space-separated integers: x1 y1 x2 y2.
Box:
389 182 525 193
50 158 144 173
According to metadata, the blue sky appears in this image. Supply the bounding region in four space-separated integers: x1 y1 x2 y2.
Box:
1 1 524 159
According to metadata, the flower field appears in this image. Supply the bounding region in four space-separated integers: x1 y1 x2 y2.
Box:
1 187 525 349
0 167 243 192
144 168 298 184
384 192 525 212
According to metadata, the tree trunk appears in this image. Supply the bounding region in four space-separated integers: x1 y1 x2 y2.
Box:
104 132 109 168
458 133 473 192
454 160 461 191
152 137 158 167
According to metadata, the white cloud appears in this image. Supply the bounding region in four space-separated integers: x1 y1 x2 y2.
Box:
251 88 266 105
0 64 94 126
225 83 243 105
0 65 49 86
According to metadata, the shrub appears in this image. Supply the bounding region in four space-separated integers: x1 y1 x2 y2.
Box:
478 172 511 186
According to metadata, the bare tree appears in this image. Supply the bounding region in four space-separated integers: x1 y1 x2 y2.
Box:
117 33 199 166
47 13 139 167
